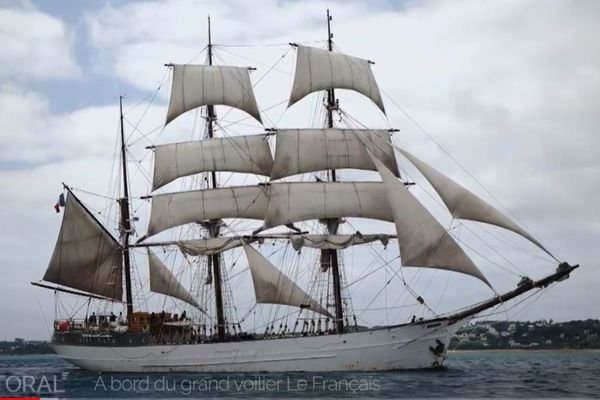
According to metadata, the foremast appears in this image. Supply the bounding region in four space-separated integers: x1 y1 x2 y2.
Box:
119 95 134 317
323 9 345 334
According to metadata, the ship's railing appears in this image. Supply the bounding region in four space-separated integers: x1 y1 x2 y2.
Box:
53 314 127 333
52 314 364 343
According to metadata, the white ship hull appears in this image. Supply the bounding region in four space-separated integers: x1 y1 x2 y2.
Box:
51 320 464 372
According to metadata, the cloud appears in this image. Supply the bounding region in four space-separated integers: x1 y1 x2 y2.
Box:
0 84 169 167
83 0 393 92
0 0 80 79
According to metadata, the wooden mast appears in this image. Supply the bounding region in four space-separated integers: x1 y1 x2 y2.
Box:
206 16 226 342
119 95 134 316
324 9 345 334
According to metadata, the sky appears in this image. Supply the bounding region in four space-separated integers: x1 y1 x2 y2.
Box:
0 0 598 340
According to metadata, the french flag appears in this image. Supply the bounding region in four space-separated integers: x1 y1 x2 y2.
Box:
53 193 66 213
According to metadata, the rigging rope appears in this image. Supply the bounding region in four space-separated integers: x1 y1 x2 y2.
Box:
215 40 325 48
341 109 529 278
381 89 559 262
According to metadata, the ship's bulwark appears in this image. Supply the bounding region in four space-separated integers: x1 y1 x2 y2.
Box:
50 320 464 372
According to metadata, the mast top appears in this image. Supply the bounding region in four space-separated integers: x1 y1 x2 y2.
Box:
327 9 333 51
207 15 213 65
325 9 336 129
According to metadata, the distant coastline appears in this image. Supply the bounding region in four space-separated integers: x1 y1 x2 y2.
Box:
0 338 53 355
2 319 599 355
450 319 600 350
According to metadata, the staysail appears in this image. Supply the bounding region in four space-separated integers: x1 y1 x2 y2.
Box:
43 192 123 300
395 145 555 259
262 182 394 229
152 135 273 190
147 250 201 309
370 153 490 286
288 45 385 114
147 186 270 237
270 129 399 180
243 244 332 318
166 64 262 125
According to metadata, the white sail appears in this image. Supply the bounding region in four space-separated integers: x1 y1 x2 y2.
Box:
263 182 393 229
178 237 252 256
289 234 391 251
370 153 490 286
270 129 399 180
395 145 554 259
152 134 273 190
166 64 262 125
147 186 270 237
288 45 385 114
43 193 123 300
243 244 332 318
148 250 201 309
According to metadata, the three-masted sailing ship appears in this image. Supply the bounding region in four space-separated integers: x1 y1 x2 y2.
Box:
33 12 577 372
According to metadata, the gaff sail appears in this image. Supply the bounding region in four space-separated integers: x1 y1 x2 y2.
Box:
43 192 123 301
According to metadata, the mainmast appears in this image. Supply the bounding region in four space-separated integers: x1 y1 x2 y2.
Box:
119 96 134 316
324 9 344 334
206 16 226 342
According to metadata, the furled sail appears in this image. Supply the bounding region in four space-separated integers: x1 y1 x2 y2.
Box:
288 45 385 114
243 244 332 318
152 135 274 190
178 237 254 256
370 153 490 286
262 182 394 229
166 64 262 125
147 186 270 237
395 145 555 259
43 192 123 300
270 129 399 180
289 234 391 251
147 250 201 309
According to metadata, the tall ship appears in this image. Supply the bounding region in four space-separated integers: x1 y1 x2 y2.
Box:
33 12 577 372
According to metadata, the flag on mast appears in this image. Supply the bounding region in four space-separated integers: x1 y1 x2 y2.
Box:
53 193 66 213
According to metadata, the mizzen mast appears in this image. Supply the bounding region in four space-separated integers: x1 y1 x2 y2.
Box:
119 95 134 316
324 9 345 334
205 16 226 342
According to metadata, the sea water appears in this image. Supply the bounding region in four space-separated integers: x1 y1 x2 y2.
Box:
0 350 599 398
